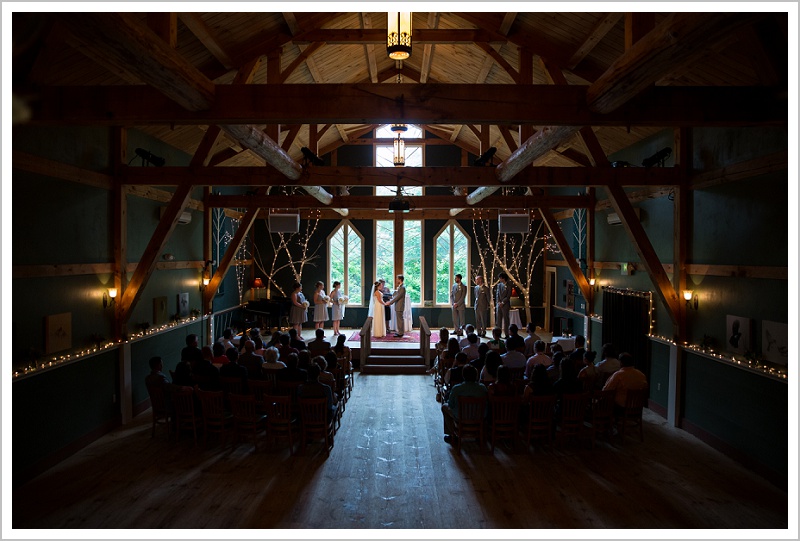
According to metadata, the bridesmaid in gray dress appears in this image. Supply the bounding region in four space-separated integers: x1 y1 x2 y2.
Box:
313 281 329 332
290 281 308 334
330 281 345 336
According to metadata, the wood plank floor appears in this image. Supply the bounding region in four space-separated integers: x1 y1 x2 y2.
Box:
12 373 788 531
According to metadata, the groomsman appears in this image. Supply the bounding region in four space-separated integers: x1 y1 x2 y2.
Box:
387 275 407 337
473 275 490 337
450 274 467 336
495 272 511 339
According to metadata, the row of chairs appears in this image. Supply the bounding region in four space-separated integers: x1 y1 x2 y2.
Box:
148 374 350 455
451 388 648 453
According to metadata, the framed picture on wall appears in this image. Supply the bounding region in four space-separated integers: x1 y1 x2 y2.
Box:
177 292 190 318
45 312 72 354
762 320 788 365
726 315 752 355
566 280 575 310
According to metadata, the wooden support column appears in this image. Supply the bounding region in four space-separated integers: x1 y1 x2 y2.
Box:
518 46 534 154
605 183 681 325
203 186 213 344
625 12 655 51
669 126 691 427
479 124 490 154
539 207 591 301
308 123 319 155
394 212 404 281
586 187 596 343
265 48 282 143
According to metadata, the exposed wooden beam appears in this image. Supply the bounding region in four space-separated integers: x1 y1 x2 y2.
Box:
539 207 592 301
147 13 177 49
219 124 302 180
60 13 215 111
13 150 112 189
552 260 788 281
278 42 324 83
605 182 680 325
497 126 580 182
474 42 519 83
588 13 763 114
32 84 786 127
568 13 623 69
124 185 204 211
360 13 379 84
121 164 681 187
419 13 440 84
178 13 234 69
208 194 591 210
318 125 379 156
291 28 508 45
690 150 788 189
118 181 195 325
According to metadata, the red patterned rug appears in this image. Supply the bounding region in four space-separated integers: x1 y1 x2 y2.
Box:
348 331 435 344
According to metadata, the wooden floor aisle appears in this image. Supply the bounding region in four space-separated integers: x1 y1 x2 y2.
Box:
12 373 788 532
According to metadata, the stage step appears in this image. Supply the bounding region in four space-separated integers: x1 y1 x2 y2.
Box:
361 354 428 375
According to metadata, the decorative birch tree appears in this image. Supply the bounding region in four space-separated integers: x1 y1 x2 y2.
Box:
252 216 321 297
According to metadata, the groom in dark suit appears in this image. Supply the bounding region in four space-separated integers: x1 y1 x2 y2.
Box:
387 274 407 337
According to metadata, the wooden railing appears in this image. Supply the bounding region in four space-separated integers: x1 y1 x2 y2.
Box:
360 316 372 363
419 316 431 368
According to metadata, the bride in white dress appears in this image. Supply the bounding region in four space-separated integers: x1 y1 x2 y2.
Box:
368 281 387 338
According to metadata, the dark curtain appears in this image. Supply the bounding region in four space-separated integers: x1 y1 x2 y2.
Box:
601 288 651 381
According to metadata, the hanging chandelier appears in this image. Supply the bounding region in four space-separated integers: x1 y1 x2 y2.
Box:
387 12 412 60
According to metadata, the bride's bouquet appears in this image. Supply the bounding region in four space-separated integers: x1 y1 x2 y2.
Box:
302 300 310 309
321 294 330 303
338 295 349 305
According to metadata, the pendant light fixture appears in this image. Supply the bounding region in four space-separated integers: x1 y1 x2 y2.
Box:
387 12 412 60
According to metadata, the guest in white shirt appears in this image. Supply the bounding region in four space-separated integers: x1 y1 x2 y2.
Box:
523 322 541 358
459 325 475 348
525 340 553 380
595 343 621 387
461 333 481 362
217 328 236 351
500 335 527 369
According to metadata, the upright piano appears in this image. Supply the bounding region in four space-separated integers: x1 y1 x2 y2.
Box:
245 297 292 332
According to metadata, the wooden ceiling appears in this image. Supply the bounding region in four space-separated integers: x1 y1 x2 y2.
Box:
12 11 788 199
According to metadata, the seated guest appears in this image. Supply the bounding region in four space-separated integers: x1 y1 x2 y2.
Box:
249 328 264 352
441 365 487 445
444 352 469 388
332 334 353 371
145 356 193 415
547 351 564 383
525 340 552 380
595 343 621 387
603 352 648 416
288 328 307 351
266 330 282 349
487 365 515 397
578 350 598 391
461 333 481 362
487 327 507 355
298 364 337 423
553 354 582 399
500 335 527 369
194 346 222 390
297 349 313 372
504 324 521 351
308 328 332 357
470 343 489 374
181 334 204 371
219 347 248 388
459 325 476 348
276 333 299 360
315 354 339 400
480 350 502 385
238 340 265 380
523 364 554 400
262 346 286 371
438 338 461 376
212 342 229 365
217 328 236 351
568 334 587 373
524 322 541 358
276 353 308 382
172 358 193 387
433 327 450 367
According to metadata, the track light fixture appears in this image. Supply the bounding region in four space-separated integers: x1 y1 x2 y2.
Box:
642 147 672 168
133 148 165 167
473 147 497 166
300 147 325 166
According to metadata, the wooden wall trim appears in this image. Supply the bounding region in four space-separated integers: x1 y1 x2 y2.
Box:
549 260 787 281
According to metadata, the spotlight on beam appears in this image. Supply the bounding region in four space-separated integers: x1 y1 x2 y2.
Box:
642 147 672 168
134 148 165 167
300 147 325 166
473 147 497 167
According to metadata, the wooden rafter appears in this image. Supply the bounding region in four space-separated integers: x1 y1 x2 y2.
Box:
360 13 379 84
568 13 623 69
178 13 234 69
605 182 680 325
420 13 440 84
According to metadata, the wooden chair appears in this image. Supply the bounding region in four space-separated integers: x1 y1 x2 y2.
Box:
196 389 232 447
276 379 304 417
228 393 267 451
454 395 487 452
261 371 278 394
220 376 246 398
145 384 171 438
616 388 648 444
172 388 200 445
558 392 589 448
264 394 297 455
524 394 556 450
508 366 526 382
488 395 521 452
248 379 273 415
588 389 616 447
298 397 335 456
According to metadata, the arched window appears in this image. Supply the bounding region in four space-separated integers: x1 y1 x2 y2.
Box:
374 219 423 305
328 221 364 306
435 221 470 306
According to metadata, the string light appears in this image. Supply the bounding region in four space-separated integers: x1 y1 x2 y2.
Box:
12 313 220 380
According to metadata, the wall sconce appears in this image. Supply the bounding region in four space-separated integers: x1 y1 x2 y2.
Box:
683 290 698 310
200 260 213 290
588 277 599 292
103 288 117 308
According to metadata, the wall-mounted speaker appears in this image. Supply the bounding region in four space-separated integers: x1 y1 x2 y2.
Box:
498 214 531 233
268 214 300 233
